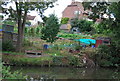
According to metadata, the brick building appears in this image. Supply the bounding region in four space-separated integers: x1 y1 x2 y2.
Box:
62 1 86 19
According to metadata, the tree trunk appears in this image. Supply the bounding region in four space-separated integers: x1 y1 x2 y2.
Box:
16 2 22 52
21 10 27 40
16 12 27 52
16 11 22 52
16 2 28 52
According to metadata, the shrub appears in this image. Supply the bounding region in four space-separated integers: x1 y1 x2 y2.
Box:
52 55 82 67
41 14 60 43
52 56 63 65
2 41 15 51
2 65 27 79
92 45 120 67
61 17 69 24
25 27 28 33
23 39 33 47
99 59 113 67
52 44 59 50
74 43 82 50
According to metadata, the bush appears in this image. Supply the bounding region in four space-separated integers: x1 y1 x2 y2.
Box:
41 14 60 43
99 59 113 67
52 44 59 50
2 65 27 79
23 39 33 47
92 45 120 67
52 55 82 67
74 43 82 50
2 53 53 66
2 41 15 51
52 56 64 65
61 17 69 24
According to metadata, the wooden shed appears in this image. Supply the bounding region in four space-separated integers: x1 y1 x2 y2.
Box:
95 37 111 47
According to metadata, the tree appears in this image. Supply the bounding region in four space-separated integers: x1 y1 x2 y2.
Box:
83 2 120 47
109 2 120 49
93 20 112 34
41 14 60 43
83 2 111 22
1 0 56 52
78 20 93 32
70 18 93 32
61 17 69 24
70 18 79 28
83 1 120 67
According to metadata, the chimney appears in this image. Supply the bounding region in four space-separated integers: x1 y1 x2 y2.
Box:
72 0 75 2
71 0 76 4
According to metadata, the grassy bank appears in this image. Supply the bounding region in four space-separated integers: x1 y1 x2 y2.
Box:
2 53 84 68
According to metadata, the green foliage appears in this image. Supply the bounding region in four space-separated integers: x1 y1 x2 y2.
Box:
3 20 15 26
74 43 82 50
25 25 43 37
25 27 28 33
2 51 25 55
99 59 113 67
29 28 35 36
52 44 59 50
3 54 52 66
83 2 120 68
52 55 82 66
2 1 55 21
93 21 112 34
70 18 79 28
3 52 82 67
78 20 93 32
42 16 48 23
2 41 15 51
82 2 110 22
92 34 108 38
2 65 27 79
61 17 69 24
2 1 56 52
41 14 60 43
93 45 120 67
36 27 40 34
58 33 92 39
109 2 120 49
52 56 65 65
23 39 33 47
67 56 81 66
70 19 94 32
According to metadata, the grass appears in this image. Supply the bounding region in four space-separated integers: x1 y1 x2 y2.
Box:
2 51 83 67
2 32 99 67
58 33 92 39
2 51 25 55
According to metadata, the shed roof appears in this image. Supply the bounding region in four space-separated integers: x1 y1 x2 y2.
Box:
26 15 36 20
60 24 71 30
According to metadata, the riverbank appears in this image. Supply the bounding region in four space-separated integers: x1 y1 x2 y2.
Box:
2 53 84 68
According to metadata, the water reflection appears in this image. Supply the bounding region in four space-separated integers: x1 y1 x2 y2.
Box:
11 66 120 80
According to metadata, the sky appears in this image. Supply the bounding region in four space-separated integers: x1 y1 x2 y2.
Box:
1 0 115 21
29 0 83 21
1 0 83 21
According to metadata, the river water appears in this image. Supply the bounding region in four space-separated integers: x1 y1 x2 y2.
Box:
11 66 120 80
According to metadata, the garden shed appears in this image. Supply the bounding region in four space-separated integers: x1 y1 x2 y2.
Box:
95 37 111 47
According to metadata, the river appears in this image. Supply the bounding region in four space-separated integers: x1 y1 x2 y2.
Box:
11 66 120 80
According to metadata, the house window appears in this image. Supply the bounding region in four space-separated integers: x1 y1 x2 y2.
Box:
74 11 81 15
102 40 110 45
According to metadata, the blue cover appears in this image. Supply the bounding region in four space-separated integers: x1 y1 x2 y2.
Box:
74 39 96 45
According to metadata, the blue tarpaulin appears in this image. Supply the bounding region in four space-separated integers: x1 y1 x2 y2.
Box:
74 39 96 45
0 29 2 31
